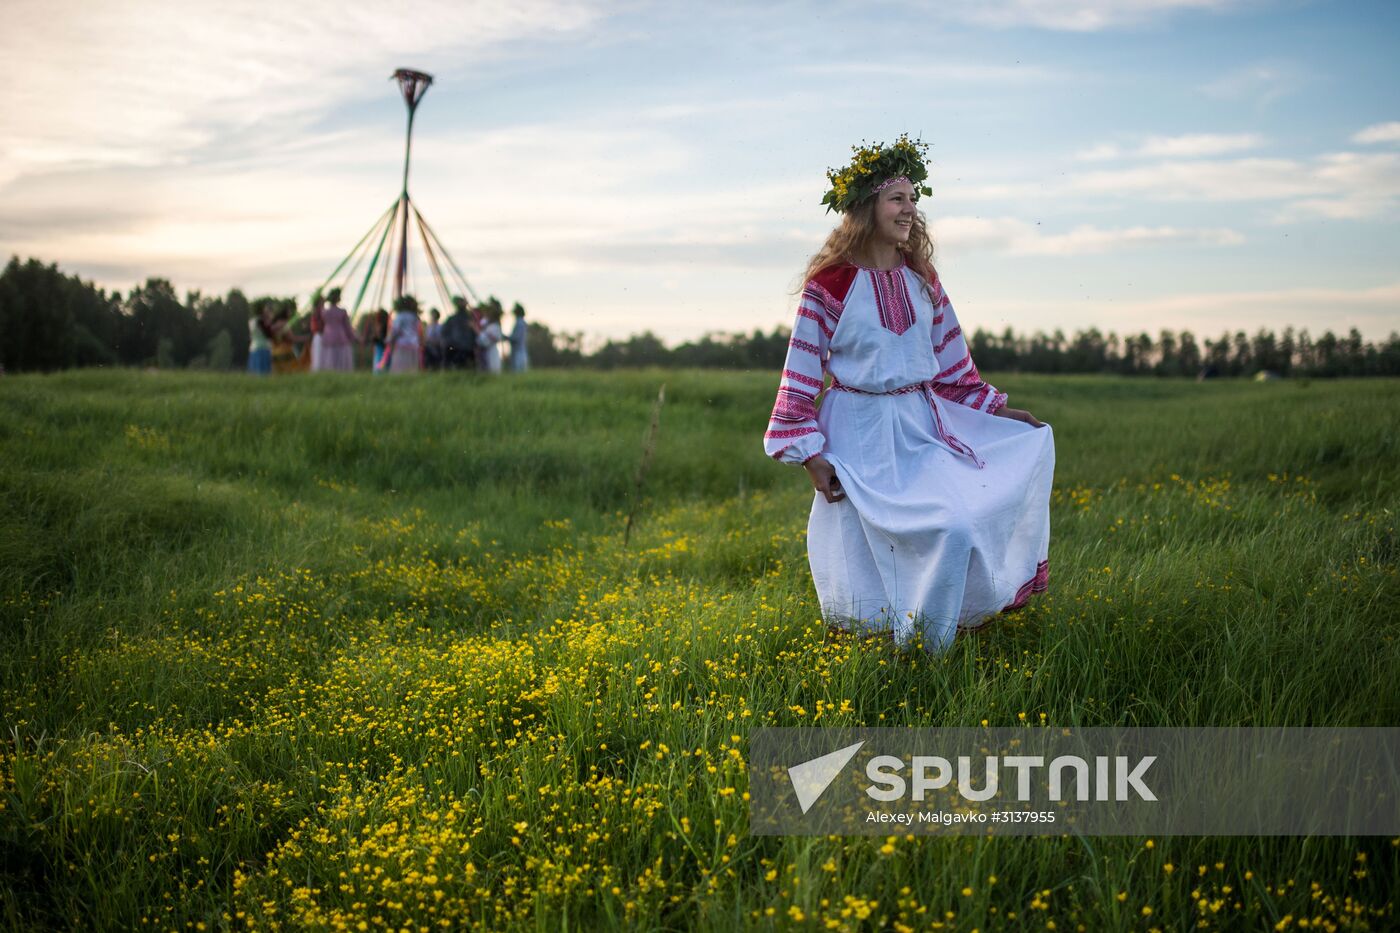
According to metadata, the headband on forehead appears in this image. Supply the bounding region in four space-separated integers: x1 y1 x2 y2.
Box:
821 135 933 214
872 175 912 194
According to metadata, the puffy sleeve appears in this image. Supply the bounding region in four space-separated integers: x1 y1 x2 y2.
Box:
927 273 1007 414
762 277 841 464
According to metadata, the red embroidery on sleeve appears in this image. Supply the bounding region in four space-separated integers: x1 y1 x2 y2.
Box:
934 325 962 354
935 353 971 381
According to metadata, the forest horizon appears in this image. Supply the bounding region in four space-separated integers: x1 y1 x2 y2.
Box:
5 254 1398 378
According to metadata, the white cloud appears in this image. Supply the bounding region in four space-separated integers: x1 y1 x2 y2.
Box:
1138 133 1266 157
940 0 1251 31
1267 152 1400 221
934 180 1046 202
1061 151 1400 220
1022 224 1244 254
933 216 1243 255
1074 143 1124 162
1353 122 1400 145
1075 133 1266 161
1069 157 1318 199
953 139 1400 221
1092 281 1400 314
0 0 602 184
1198 62 1308 106
791 60 1064 84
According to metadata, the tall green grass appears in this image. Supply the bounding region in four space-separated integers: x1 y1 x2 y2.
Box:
1 368 1397 931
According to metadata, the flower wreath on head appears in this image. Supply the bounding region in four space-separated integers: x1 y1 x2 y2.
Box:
821 134 933 214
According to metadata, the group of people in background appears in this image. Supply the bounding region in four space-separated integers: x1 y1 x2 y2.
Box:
249 288 529 375
247 303 313 375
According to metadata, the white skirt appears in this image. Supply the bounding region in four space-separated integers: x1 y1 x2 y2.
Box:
388 344 420 372
808 389 1054 652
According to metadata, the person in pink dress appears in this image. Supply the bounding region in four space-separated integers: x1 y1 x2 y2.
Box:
315 288 360 371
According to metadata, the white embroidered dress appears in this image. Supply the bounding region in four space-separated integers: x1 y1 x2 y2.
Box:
478 322 504 374
763 260 1054 651
386 311 422 372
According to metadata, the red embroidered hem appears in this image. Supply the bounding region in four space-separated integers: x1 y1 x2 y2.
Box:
957 559 1050 633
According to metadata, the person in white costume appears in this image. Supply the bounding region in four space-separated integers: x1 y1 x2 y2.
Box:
509 304 529 373
478 308 504 374
383 295 423 373
763 135 1054 652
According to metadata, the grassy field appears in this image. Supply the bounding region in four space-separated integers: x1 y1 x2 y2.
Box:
1 368 1397 931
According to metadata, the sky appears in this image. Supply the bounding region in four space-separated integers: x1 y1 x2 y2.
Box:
3 0 1399 345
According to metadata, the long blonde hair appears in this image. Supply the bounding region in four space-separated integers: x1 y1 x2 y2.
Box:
799 195 938 296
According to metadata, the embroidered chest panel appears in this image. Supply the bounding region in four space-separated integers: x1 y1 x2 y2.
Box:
867 268 916 336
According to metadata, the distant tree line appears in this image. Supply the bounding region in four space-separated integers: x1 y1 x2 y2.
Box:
962 325 1400 379
0 257 286 372
455 314 1400 379
3 255 1398 377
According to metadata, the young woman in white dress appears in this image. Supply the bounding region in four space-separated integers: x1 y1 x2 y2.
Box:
383 295 423 373
763 136 1055 652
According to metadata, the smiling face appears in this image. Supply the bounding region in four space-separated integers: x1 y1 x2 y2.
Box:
872 178 918 247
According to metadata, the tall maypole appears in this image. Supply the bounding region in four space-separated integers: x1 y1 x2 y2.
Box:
392 69 432 303
311 67 481 323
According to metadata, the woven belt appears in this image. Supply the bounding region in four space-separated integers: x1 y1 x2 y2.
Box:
825 375 985 469
827 376 929 396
